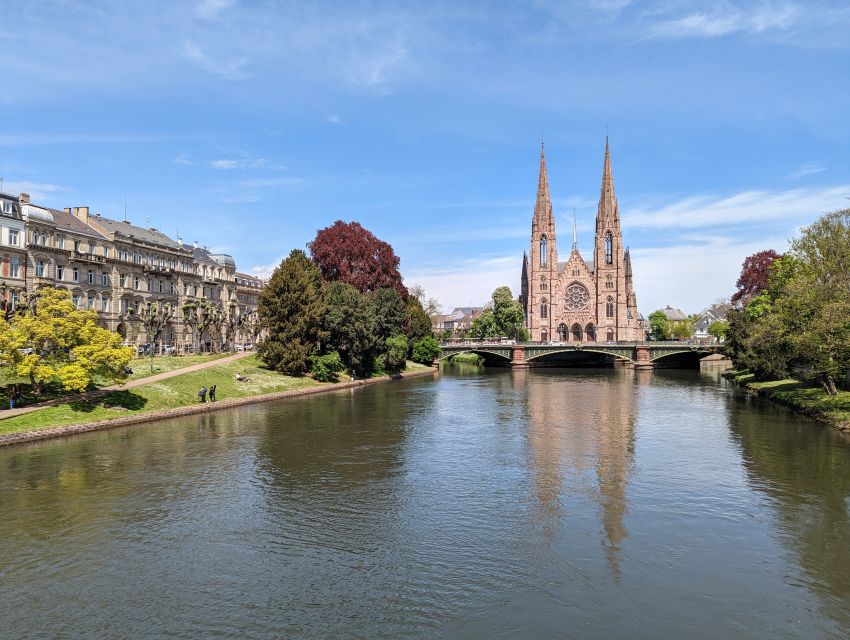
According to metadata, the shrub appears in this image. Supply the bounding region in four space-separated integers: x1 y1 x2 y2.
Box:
385 335 408 374
310 351 345 382
412 336 440 365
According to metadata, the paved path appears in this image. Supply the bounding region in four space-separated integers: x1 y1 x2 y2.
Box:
0 352 253 421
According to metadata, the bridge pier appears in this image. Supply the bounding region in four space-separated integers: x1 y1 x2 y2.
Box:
510 345 529 368
634 345 654 370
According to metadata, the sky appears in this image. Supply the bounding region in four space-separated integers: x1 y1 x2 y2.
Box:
1 0 848 315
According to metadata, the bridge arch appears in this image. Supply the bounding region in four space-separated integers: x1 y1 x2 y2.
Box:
525 347 634 366
437 348 513 364
650 347 715 368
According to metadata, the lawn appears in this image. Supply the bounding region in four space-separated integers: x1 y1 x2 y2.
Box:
123 352 232 381
0 354 319 435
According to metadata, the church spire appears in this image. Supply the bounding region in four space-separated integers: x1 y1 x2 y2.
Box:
597 136 620 229
533 143 554 230
572 209 578 251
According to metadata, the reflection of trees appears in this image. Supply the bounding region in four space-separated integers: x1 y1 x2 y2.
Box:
522 367 637 578
729 407 850 627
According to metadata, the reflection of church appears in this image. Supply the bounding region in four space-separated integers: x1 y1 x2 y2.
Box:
520 140 642 343
522 369 638 577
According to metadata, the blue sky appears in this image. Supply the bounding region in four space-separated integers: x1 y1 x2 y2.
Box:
1 0 848 314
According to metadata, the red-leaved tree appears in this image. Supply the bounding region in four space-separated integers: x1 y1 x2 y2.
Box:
308 221 407 298
732 249 781 305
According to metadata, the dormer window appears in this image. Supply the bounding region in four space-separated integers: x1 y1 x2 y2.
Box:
2 201 11 214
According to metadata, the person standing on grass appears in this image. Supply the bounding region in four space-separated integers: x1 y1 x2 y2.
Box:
9 385 20 410
198 386 207 403
209 384 216 402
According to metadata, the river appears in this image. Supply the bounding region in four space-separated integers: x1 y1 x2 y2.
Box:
1 365 849 639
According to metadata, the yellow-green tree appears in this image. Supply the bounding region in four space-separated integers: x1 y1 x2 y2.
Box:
0 288 134 394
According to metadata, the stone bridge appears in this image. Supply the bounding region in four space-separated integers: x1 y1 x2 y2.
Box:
438 341 721 369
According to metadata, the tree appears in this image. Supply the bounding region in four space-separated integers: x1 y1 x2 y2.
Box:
134 301 176 372
707 320 729 342
223 306 244 352
182 300 219 354
491 286 525 339
323 281 377 377
409 283 441 316
648 310 670 340
0 288 134 394
384 335 408 375
257 250 326 376
308 220 407 297
310 351 344 382
370 287 406 345
672 320 693 340
241 309 263 346
731 249 781 306
404 296 433 346
469 309 497 339
412 336 440 365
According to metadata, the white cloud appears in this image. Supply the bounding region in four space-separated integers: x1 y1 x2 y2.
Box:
403 255 521 311
624 185 850 229
647 2 802 39
196 0 236 20
327 115 343 125
173 153 195 165
210 157 283 170
0 180 69 201
790 162 826 179
182 39 248 80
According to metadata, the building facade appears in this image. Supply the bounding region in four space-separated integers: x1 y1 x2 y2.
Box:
523 140 642 343
8 192 263 352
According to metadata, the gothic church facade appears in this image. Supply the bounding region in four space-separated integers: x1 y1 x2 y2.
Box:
520 140 642 343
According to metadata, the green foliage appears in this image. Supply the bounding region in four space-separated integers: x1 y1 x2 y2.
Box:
648 310 670 340
412 336 440 365
440 329 454 342
0 288 134 393
469 309 497 339
491 286 526 339
372 353 388 376
385 334 408 374
323 281 377 377
257 249 326 376
707 321 729 340
370 288 406 344
672 320 693 340
310 351 344 382
404 296 433 345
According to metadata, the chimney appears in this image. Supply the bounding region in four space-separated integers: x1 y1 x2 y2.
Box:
64 207 71 213
19 193 30 204
72 206 90 222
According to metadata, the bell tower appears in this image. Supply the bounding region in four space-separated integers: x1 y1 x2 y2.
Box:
528 144 557 342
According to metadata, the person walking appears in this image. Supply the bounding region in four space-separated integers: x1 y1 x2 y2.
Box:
209 384 216 402
198 386 207 403
9 385 20 410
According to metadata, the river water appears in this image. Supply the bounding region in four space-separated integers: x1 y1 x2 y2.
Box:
1 365 849 639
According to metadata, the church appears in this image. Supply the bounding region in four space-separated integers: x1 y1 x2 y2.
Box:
520 139 643 343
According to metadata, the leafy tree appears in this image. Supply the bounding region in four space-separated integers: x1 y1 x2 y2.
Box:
440 328 454 342
672 320 693 340
707 320 729 341
385 334 408 374
310 351 344 382
404 296 433 346
241 309 263 346
731 249 781 306
135 301 176 372
648 310 670 340
308 220 407 297
370 287 406 345
323 281 376 377
257 250 326 376
469 309 497 339
182 299 219 354
412 336 440 365
0 288 134 393
223 307 245 352
491 286 525 339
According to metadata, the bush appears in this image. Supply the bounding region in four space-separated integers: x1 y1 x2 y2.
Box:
310 351 345 382
373 353 388 376
412 336 440 365
385 335 408 374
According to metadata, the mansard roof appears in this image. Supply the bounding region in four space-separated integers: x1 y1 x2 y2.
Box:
49 208 107 239
91 214 181 249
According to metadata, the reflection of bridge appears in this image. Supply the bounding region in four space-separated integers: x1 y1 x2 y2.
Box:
438 341 721 369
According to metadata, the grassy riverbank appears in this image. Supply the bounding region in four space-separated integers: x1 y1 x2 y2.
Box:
727 370 850 431
0 356 433 437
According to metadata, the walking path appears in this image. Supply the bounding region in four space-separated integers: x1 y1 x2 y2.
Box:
0 352 253 421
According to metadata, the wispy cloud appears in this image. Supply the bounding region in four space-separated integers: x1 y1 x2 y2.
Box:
196 0 236 20
646 2 802 39
624 185 850 230
0 180 69 201
173 153 195 165
182 39 248 80
327 115 343 125
790 162 826 179
210 157 284 170
403 255 521 310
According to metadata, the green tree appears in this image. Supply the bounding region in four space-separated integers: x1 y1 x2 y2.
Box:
0 288 134 393
257 250 326 376
385 334 408 374
182 299 219 354
323 281 376 377
412 336 440 365
469 309 497 338
310 351 344 382
370 287 406 345
707 321 729 341
648 310 670 340
491 286 525 339
135 301 176 373
404 296 432 346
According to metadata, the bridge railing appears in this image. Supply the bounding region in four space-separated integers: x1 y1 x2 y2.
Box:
439 338 719 348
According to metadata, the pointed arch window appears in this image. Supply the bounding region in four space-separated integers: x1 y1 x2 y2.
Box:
606 296 614 318
540 298 548 319
605 232 613 264
540 236 547 267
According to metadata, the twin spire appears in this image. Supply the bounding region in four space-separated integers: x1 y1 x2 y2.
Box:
532 142 553 230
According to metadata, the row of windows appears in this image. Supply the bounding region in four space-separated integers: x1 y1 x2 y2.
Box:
538 232 615 266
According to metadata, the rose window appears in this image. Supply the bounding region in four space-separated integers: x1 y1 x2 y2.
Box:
565 283 590 311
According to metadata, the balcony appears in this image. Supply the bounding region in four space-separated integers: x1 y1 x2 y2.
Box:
71 251 106 264
143 264 175 276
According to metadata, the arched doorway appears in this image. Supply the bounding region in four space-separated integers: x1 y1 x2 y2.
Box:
557 323 567 341
585 323 596 342
571 323 583 342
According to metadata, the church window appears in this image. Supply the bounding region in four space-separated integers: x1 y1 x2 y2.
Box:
540 299 548 319
540 236 547 267
586 324 596 341
557 323 567 341
565 283 590 311
606 329 615 342
539 276 547 291
605 232 613 264
606 296 614 318
606 274 614 289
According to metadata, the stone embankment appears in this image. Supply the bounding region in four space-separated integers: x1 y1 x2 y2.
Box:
0 367 437 448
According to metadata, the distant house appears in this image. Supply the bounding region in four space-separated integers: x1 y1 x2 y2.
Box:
694 302 732 340
660 305 688 323
432 307 484 335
